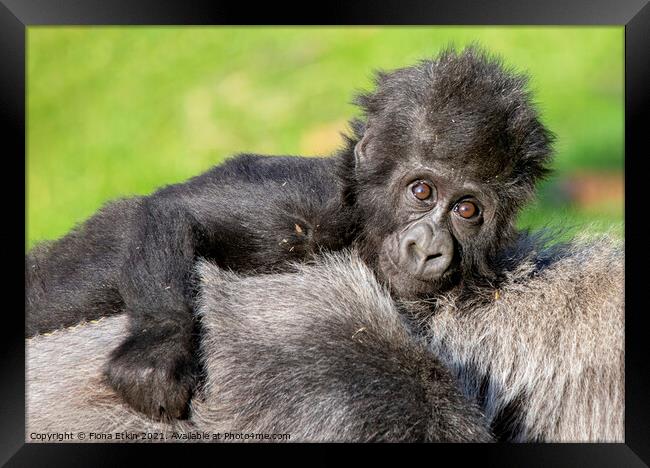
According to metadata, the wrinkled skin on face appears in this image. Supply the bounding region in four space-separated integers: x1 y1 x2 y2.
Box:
340 46 554 299
354 140 501 299
376 164 497 298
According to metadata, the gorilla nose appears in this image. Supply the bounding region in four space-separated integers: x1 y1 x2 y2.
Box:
400 223 453 279
409 243 451 278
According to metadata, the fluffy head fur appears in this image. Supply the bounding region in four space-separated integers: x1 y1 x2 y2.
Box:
338 45 555 297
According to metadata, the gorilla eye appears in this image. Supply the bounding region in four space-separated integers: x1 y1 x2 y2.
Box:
454 201 478 219
411 181 432 201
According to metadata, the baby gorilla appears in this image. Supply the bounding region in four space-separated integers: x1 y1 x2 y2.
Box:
25 46 553 419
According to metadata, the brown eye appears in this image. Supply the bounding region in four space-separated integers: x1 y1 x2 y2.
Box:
411 181 432 201
455 201 478 219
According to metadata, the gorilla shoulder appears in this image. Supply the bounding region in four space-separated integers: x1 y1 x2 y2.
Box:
194 253 493 442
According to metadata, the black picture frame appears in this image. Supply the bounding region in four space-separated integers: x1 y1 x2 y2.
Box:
3 1 648 465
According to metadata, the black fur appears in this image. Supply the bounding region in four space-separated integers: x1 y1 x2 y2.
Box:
26 45 553 420
26 156 356 418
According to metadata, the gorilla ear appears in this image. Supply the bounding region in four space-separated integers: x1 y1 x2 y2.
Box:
353 133 371 169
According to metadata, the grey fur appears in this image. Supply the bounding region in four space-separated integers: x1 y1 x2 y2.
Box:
192 255 491 442
26 254 492 442
26 315 180 441
26 235 622 443
422 233 624 442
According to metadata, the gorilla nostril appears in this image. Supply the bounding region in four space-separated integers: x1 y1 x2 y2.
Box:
425 253 442 262
406 241 422 257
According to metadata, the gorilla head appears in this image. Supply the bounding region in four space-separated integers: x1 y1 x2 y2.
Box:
341 46 555 299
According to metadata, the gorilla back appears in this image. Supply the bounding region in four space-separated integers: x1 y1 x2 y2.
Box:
26 254 493 442
196 238 622 443
27 239 622 442
424 234 624 442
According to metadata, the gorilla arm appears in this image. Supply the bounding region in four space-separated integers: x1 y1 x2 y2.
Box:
26 153 354 420
26 314 177 439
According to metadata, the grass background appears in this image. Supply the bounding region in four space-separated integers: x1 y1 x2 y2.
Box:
26 27 624 249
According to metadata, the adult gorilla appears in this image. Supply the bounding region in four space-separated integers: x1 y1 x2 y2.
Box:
27 235 623 442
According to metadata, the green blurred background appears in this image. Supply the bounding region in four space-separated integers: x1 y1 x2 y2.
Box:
26 27 624 249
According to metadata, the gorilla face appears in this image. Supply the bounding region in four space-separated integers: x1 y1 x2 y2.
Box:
378 168 494 298
353 135 498 299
